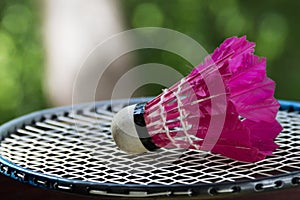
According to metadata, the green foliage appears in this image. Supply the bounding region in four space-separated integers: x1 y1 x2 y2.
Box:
0 0 46 124
123 0 300 101
0 0 299 124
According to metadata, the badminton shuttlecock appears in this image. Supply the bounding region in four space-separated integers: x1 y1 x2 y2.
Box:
111 36 282 162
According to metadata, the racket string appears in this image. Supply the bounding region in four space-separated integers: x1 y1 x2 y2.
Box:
0 103 299 186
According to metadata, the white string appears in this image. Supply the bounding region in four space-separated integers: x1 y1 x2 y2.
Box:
0 107 298 186
158 89 179 147
174 79 199 150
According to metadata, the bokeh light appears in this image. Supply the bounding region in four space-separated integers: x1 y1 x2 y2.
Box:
2 4 32 35
256 13 288 60
132 3 164 27
0 0 45 123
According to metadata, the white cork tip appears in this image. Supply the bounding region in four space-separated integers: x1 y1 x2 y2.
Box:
111 104 148 154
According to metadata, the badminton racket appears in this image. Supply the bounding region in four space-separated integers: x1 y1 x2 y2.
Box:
0 98 299 199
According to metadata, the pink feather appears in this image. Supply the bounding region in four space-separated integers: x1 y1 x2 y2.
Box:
144 36 282 162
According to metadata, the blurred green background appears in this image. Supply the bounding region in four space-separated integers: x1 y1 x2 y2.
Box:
0 0 299 124
0 0 45 124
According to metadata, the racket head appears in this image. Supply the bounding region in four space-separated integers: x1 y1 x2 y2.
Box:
0 98 300 199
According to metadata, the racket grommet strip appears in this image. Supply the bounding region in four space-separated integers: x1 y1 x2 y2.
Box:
33 177 48 187
54 182 73 191
274 180 284 188
172 189 193 197
208 186 241 196
255 180 284 192
208 187 217 196
231 186 241 193
291 177 300 185
254 183 264 191
89 189 172 198
0 164 9 174
14 171 26 180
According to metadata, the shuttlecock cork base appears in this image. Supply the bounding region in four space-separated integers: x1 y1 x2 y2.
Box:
112 103 159 154
111 36 283 163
